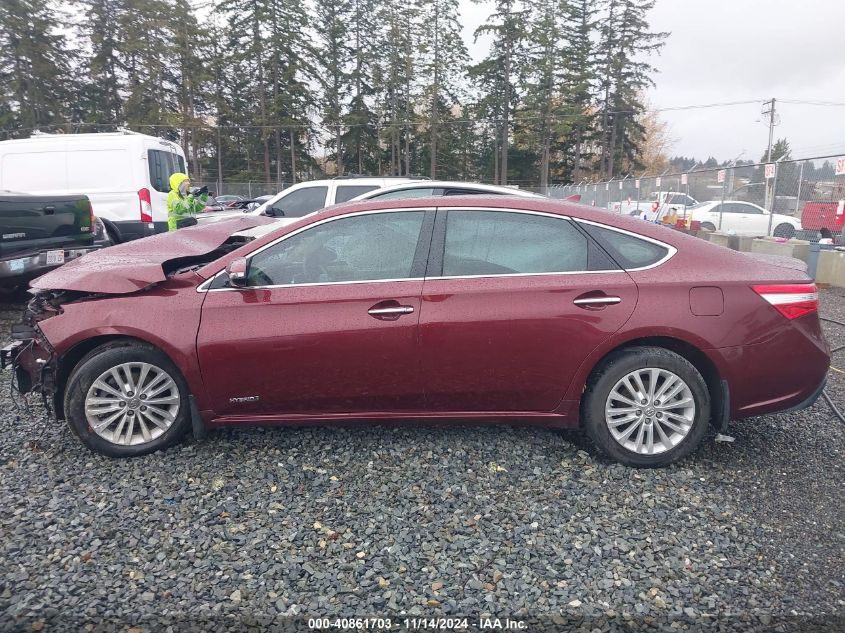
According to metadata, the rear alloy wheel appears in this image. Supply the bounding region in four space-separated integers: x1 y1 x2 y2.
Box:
773 223 795 239
582 347 710 467
65 343 191 457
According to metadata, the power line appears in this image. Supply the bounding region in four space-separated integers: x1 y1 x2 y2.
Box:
779 99 845 107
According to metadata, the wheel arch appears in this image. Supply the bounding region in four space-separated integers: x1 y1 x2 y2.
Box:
54 335 170 419
575 335 725 429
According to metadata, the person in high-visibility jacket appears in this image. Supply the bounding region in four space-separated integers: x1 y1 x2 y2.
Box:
166 172 208 231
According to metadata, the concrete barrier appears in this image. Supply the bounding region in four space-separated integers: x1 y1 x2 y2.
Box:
736 236 756 252
815 250 845 287
708 232 737 250
750 237 810 262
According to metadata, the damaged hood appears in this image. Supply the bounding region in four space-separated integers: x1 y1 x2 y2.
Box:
31 216 277 294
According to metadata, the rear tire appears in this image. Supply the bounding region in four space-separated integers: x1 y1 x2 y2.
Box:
700 222 716 232
773 223 795 239
64 342 191 457
581 347 711 467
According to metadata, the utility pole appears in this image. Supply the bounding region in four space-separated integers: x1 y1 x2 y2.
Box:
762 98 778 211
763 98 776 163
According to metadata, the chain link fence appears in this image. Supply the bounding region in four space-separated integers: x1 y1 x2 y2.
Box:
195 181 290 199
550 154 845 239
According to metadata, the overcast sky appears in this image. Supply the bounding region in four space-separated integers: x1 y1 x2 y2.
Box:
459 0 845 162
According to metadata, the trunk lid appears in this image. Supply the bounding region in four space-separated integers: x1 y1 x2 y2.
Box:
741 251 809 274
30 216 276 294
0 194 94 259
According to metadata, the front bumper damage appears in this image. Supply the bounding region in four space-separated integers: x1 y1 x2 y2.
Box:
2 293 65 414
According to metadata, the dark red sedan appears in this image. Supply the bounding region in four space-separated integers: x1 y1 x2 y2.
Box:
4 197 829 466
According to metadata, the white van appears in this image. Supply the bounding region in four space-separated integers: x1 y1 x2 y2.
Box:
0 131 186 242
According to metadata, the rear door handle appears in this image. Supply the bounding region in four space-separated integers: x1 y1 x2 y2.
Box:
368 306 414 316
573 294 622 307
368 301 415 321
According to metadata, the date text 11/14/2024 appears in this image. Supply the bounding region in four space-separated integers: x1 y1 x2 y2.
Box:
307 617 528 630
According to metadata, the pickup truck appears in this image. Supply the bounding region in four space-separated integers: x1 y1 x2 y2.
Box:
0 191 110 290
800 200 845 239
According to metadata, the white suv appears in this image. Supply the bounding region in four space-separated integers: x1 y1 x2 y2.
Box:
350 181 542 202
196 177 422 225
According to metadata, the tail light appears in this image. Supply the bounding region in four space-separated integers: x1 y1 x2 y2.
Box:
752 283 819 320
81 200 94 232
138 188 153 223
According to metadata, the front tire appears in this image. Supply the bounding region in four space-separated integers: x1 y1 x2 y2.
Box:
64 342 191 457
581 347 711 467
773 223 795 239
700 222 716 232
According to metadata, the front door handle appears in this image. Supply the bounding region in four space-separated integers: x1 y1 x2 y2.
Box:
573 294 622 308
368 300 415 321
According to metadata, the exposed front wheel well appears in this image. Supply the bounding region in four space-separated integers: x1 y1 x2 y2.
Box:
54 336 164 417
584 336 725 429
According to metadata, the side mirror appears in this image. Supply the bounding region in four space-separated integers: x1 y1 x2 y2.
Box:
265 207 285 217
226 257 248 287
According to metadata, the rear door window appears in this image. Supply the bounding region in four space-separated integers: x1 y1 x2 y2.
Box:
442 210 589 276
148 150 186 193
334 185 380 203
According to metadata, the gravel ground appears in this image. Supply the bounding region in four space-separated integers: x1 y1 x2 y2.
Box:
0 290 842 632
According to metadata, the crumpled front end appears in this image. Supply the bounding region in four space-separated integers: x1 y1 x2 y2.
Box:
1 291 95 411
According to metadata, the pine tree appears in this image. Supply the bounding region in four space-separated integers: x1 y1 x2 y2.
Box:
119 0 177 129
597 0 666 179
77 0 123 125
266 0 317 184
0 0 73 134
374 0 418 176
520 0 567 190
315 0 353 175
472 0 529 185
559 0 599 182
416 0 468 178
340 0 382 175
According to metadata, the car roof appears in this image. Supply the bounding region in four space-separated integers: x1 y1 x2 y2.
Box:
352 180 540 200
200 195 774 283
282 195 704 247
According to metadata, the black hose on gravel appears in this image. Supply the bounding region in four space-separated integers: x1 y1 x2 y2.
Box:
819 317 845 426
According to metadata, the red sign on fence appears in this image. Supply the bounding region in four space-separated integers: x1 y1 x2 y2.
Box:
836 157 845 176
717 169 726 183
765 163 776 179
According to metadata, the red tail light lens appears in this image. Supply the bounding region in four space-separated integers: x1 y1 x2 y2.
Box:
138 188 153 223
81 200 94 232
752 283 819 320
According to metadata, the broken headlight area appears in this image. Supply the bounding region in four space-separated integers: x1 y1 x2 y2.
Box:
2 289 96 407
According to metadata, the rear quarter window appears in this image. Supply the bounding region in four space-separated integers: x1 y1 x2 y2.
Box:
582 224 670 269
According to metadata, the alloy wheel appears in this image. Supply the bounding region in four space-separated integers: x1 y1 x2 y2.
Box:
604 368 695 455
84 362 181 446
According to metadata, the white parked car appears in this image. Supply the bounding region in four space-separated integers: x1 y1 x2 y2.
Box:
617 191 697 218
0 131 185 242
350 180 543 202
195 176 423 225
681 200 802 238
